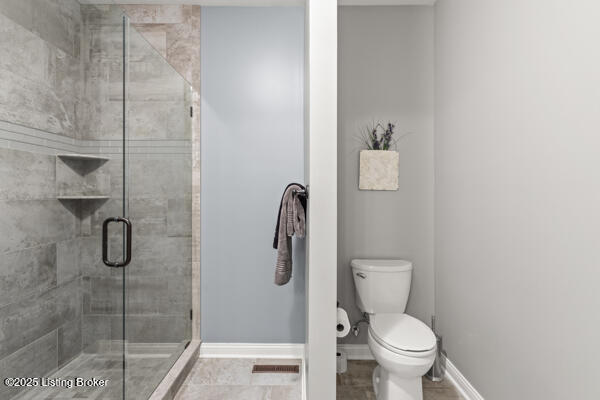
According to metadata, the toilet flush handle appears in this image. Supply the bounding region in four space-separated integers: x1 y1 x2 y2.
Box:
356 272 367 279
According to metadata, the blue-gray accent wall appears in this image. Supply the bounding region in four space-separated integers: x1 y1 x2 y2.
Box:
200 7 305 343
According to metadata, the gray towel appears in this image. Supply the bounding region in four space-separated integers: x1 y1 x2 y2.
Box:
275 184 306 285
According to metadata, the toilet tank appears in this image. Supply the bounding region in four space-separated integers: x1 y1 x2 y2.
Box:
351 259 412 314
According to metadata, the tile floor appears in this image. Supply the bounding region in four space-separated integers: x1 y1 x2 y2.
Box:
337 360 464 400
18 355 460 400
175 358 463 400
174 358 302 400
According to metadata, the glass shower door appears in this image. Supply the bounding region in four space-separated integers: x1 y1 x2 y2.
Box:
122 13 193 400
76 8 193 400
78 4 130 400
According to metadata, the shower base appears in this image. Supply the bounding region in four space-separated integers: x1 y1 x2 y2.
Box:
15 343 184 400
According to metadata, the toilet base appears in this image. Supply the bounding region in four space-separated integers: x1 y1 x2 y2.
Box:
372 365 423 400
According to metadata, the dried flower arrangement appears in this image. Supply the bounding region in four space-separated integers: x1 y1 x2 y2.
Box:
357 121 407 190
361 122 398 150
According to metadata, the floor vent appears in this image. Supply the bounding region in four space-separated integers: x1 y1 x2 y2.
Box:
252 364 299 374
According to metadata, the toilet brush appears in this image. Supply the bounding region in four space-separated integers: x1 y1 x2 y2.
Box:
426 316 446 382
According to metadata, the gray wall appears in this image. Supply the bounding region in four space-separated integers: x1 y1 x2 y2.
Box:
337 6 434 344
201 7 305 343
435 0 600 398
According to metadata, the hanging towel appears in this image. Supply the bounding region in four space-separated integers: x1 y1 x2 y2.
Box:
274 183 306 285
273 183 306 249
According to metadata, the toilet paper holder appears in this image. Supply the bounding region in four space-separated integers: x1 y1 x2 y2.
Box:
336 305 351 338
351 312 370 336
336 301 370 337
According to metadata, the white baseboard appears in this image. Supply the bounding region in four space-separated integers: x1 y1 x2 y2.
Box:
445 358 485 400
199 343 305 359
301 356 307 400
337 344 374 360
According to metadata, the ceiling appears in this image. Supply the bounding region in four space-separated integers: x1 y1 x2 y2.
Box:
339 0 435 4
81 0 436 5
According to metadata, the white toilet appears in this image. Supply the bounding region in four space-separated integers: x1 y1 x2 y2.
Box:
351 259 436 400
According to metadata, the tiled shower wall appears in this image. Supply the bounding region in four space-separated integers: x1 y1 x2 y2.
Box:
120 5 200 91
0 1 85 399
0 2 192 398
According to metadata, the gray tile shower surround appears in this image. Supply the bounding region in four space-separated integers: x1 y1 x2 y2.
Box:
0 2 192 399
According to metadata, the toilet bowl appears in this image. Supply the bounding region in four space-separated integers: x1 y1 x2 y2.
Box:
350 259 437 400
368 314 436 399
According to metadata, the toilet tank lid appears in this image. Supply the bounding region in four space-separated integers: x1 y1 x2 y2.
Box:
350 259 412 272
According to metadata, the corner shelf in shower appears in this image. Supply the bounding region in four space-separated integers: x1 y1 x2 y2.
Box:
56 154 111 203
56 154 110 162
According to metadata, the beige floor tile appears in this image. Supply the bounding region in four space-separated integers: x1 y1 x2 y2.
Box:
337 360 377 387
174 358 302 400
175 384 271 400
270 384 302 400
336 385 377 400
423 388 464 400
189 358 255 385
251 371 301 386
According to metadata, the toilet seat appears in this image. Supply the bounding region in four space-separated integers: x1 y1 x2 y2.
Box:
369 313 436 358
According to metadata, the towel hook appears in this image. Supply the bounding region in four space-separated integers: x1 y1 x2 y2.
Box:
292 185 308 199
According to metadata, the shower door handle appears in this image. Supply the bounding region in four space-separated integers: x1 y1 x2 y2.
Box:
102 217 132 268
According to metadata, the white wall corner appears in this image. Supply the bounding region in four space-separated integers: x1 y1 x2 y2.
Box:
306 0 338 399
445 358 485 400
